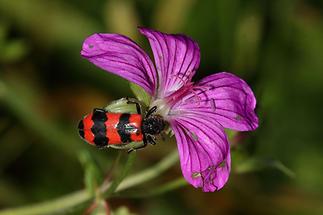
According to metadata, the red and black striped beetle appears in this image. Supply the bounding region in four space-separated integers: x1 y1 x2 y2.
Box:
78 98 166 152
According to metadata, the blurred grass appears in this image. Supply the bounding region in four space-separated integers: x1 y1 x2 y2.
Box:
0 0 323 215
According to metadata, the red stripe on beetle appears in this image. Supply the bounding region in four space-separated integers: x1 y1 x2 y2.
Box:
129 114 143 142
83 113 95 144
105 113 122 144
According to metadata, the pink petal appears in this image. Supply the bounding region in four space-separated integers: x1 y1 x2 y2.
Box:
170 114 230 192
171 72 258 131
81 33 157 95
139 27 200 98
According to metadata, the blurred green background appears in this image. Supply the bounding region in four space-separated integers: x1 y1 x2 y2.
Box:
0 0 323 214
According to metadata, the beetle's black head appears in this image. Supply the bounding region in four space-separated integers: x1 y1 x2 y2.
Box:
142 115 166 135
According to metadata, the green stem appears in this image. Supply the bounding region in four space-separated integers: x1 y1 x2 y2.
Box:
103 152 136 198
140 177 187 197
115 177 187 198
0 150 179 215
115 150 178 192
0 190 89 215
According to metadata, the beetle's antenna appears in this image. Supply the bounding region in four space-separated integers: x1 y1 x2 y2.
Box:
146 106 157 117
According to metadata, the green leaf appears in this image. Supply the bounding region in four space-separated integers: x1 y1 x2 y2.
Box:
79 150 103 196
129 83 151 106
234 157 295 178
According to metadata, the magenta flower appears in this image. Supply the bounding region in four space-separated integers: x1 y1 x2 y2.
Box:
81 27 258 192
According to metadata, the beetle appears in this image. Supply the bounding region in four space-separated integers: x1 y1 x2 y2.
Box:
78 98 167 152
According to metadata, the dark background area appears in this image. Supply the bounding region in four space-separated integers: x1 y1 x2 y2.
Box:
0 0 323 214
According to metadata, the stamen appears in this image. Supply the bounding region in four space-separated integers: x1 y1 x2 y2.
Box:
188 85 213 106
171 73 188 85
191 89 202 105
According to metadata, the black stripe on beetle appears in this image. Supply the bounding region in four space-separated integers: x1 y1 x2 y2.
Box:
91 108 109 147
117 113 132 143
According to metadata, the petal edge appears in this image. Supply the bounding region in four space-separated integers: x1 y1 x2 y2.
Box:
170 114 230 192
171 72 258 131
81 33 157 95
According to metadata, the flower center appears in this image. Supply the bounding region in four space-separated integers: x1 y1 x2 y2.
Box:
151 83 195 119
150 98 171 118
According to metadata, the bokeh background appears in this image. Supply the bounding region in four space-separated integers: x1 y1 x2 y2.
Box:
0 0 323 214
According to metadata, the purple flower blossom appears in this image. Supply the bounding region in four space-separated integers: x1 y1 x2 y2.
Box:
81 27 258 192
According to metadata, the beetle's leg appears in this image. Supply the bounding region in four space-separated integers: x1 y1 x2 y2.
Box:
127 142 147 153
146 106 157 118
127 135 148 153
146 135 156 145
126 97 142 115
128 142 147 153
